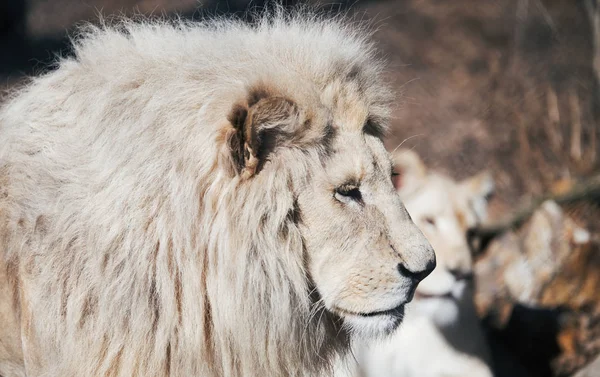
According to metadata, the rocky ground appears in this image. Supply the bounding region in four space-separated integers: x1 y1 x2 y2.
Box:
1 0 599 376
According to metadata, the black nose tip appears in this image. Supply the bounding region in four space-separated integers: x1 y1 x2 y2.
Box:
397 259 436 283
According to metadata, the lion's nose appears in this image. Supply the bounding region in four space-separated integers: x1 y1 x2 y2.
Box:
397 257 436 284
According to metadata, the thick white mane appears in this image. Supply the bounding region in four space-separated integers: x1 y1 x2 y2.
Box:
0 10 392 377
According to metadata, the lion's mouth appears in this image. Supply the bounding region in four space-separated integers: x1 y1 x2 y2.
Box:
414 291 453 300
333 304 405 318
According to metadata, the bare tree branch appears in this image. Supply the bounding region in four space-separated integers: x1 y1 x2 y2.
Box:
470 174 600 253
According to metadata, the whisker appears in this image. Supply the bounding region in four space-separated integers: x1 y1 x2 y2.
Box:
313 305 329 363
301 297 325 350
391 133 425 153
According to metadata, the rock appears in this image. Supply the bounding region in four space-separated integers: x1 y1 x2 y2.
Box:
573 353 600 377
474 200 600 376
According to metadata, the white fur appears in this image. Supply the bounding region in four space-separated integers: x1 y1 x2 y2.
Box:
0 10 436 377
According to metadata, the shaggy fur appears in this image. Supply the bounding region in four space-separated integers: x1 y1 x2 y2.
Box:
0 10 436 377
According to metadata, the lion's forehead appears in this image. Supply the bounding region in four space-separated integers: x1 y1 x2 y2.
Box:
278 64 390 138
320 81 370 133
323 133 392 182
405 179 480 228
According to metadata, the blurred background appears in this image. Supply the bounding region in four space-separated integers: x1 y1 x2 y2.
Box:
1 1 599 376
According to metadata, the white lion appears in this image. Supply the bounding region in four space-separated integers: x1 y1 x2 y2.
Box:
0 11 436 377
340 149 494 377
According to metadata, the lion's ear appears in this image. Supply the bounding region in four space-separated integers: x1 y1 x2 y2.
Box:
459 170 495 221
391 149 427 196
227 95 301 178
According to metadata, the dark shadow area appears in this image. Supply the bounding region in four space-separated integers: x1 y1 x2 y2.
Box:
0 0 30 77
0 0 371 80
484 304 570 377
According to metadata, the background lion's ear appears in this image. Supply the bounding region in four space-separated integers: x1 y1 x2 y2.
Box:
392 149 427 196
459 170 495 221
227 95 301 178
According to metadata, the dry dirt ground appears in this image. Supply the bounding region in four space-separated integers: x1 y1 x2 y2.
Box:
1 1 599 376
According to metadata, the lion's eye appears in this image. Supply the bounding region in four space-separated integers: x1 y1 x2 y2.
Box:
483 192 494 202
391 170 401 189
423 217 436 227
334 185 362 204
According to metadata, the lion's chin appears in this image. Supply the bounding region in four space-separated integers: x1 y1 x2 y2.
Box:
335 305 405 340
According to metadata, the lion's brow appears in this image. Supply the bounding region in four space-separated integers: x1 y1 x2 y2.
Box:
362 117 385 138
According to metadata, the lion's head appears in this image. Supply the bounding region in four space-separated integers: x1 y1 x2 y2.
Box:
207 65 437 374
220 80 436 340
391 149 494 325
